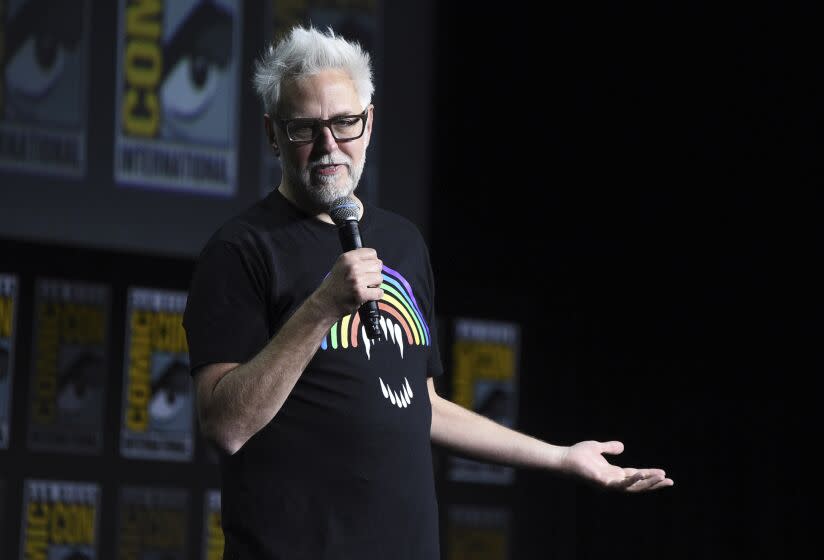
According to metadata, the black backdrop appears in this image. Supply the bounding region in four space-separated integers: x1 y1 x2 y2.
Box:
432 2 817 559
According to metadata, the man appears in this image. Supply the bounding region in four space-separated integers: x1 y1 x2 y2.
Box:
183 26 673 560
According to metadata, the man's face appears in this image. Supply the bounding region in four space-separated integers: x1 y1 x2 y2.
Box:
275 69 373 209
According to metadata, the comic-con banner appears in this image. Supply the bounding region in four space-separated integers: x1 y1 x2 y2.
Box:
202 489 223 560
114 0 242 195
260 0 379 203
120 287 193 461
448 318 520 484
447 506 511 560
19 479 100 560
117 486 189 559
27 279 109 454
0 0 90 177
0 274 18 449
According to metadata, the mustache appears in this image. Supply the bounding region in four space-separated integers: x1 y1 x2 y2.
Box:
309 154 352 169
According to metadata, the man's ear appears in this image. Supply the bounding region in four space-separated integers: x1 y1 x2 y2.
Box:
263 114 280 156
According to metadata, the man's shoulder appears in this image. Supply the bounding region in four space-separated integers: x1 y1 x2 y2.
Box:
366 204 426 243
200 191 289 252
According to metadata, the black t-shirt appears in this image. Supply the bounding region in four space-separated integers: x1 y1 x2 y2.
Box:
183 190 443 560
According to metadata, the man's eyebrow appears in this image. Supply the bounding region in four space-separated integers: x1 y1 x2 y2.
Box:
330 110 361 118
286 110 362 120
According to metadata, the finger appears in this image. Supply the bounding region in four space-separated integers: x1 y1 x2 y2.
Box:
600 441 624 456
354 248 378 259
611 471 656 492
630 474 671 492
645 478 675 491
364 272 384 287
360 258 382 271
607 470 645 490
639 468 667 479
363 287 384 302
623 467 667 481
625 468 676 492
351 254 382 273
630 473 664 492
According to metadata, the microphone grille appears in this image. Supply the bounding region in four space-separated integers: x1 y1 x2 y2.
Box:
328 196 360 225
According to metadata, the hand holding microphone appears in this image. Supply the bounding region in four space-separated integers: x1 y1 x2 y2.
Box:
328 196 384 341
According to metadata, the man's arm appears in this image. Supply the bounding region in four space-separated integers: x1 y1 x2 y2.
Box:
427 378 673 492
195 248 383 456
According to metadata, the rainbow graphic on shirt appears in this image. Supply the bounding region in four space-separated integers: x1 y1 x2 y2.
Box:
320 265 431 360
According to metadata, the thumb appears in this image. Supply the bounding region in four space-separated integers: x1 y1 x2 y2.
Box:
600 440 624 456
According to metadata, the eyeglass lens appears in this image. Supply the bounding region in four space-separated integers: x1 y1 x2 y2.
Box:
287 115 364 142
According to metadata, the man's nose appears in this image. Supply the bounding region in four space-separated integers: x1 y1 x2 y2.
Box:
315 125 339 152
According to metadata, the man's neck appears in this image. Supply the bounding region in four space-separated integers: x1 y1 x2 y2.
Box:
277 183 362 224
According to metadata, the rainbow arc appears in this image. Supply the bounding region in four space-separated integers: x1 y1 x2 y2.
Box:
321 265 431 359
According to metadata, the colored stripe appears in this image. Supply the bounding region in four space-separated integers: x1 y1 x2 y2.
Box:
382 293 421 345
349 312 360 347
382 266 431 343
341 314 351 348
324 265 433 351
381 282 426 345
381 275 418 316
378 302 414 344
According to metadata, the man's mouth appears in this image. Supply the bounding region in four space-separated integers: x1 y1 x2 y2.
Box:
314 163 346 176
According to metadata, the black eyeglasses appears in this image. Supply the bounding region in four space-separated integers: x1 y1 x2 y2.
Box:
278 108 369 144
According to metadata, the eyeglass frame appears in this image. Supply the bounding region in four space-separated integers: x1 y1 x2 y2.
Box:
276 107 370 144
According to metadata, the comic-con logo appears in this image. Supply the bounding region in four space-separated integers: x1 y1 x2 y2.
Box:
120 0 234 139
116 0 240 193
0 0 89 175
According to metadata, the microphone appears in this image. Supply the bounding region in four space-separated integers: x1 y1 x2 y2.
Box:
328 196 383 341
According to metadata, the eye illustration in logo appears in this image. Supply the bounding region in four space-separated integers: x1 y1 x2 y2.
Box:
320 265 432 360
160 1 235 140
56 351 103 413
149 359 190 423
5 0 84 115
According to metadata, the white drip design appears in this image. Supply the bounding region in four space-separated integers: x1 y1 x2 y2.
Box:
379 377 414 409
360 320 407 360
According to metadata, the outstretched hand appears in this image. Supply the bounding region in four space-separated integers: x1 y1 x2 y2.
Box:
559 440 673 492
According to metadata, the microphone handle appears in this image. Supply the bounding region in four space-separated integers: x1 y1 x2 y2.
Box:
337 221 383 341
337 220 363 251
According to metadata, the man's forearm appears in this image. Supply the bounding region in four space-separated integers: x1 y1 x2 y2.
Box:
204 294 338 454
430 392 568 471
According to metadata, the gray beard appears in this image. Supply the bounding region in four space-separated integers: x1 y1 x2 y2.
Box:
282 152 366 211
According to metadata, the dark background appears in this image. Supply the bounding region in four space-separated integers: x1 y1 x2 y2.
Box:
432 2 817 559
2 1 818 559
